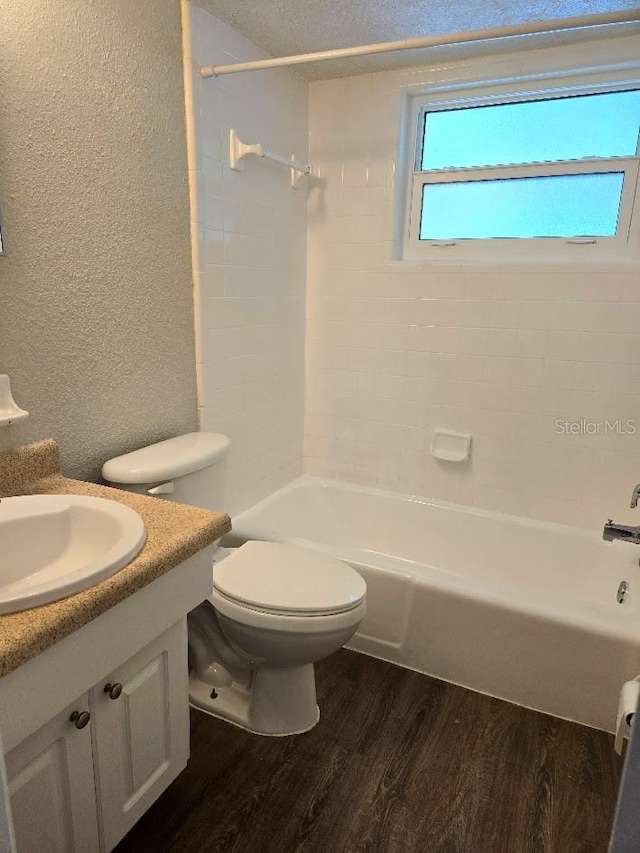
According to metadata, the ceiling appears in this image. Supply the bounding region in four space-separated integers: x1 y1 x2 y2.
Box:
195 0 640 79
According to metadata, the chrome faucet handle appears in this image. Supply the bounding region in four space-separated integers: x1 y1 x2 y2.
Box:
631 485 640 509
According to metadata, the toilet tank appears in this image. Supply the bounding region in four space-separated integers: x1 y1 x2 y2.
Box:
102 432 230 512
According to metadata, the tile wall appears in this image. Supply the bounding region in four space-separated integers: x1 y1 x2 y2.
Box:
306 35 640 529
188 6 308 513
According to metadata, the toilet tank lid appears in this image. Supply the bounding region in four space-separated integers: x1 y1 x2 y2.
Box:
102 432 230 484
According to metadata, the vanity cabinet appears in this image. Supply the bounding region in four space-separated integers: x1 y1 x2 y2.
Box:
0 547 214 853
6 692 100 853
5 620 188 853
93 623 188 852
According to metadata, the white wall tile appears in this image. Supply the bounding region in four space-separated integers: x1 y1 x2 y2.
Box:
190 15 640 531
306 38 640 530
188 6 307 514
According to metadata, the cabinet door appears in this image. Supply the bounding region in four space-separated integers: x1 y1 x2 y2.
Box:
93 619 189 851
5 694 100 853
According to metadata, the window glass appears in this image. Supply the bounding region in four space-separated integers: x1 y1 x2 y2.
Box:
419 172 625 240
421 90 640 170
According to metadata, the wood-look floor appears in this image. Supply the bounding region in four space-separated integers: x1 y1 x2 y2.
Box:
115 650 622 853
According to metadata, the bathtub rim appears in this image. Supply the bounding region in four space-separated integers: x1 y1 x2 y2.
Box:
231 474 623 545
225 475 640 646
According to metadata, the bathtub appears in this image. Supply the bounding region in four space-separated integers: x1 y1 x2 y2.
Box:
223 476 640 732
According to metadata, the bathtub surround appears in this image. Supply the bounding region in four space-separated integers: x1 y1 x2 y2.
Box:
306 34 640 531
185 4 308 514
0 0 198 481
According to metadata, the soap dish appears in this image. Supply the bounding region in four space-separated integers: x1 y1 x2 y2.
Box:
0 375 28 426
431 429 471 463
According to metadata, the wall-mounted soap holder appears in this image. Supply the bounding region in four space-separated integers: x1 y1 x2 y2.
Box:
431 429 471 463
0 375 28 426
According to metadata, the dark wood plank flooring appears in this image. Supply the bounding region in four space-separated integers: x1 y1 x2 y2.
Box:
115 650 622 853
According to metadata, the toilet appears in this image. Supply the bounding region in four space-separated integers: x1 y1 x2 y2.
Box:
102 432 366 736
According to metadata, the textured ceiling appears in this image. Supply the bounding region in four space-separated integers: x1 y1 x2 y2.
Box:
195 0 640 79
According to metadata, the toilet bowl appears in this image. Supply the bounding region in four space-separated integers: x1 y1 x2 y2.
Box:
102 433 367 736
189 541 366 735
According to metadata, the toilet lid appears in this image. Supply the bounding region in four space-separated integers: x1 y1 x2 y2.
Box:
212 541 366 615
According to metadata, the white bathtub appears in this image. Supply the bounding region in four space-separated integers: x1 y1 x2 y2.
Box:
223 476 640 731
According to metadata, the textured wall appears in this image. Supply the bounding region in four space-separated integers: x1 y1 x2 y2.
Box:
0 0 198 480
187 6 308 514
306 35 640 530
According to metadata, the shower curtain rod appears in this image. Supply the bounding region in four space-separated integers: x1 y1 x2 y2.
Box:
200 9 640 78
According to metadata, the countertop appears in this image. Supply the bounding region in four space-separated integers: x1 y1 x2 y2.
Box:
0 439 231 677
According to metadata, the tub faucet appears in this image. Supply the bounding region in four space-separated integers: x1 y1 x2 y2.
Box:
604 484 640 542
603 519 640 544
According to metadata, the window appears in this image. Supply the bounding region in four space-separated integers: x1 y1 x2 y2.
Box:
405 85 640 261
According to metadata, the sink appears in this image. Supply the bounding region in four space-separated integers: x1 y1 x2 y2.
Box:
0 495 146 614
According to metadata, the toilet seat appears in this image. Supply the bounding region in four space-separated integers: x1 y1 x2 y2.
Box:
211 540 366 617
210 586 368 634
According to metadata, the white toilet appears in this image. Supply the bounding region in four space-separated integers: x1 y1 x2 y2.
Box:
102 432 366 736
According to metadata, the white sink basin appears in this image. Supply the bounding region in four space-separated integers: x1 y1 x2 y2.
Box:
0 495 146 614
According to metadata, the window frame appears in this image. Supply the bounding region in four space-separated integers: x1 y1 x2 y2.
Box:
402 78 640 263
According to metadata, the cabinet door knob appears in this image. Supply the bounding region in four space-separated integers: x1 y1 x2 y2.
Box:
70 710 91 729
104 682 123 700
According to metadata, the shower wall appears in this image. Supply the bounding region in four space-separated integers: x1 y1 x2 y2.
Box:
306 35 640 530
187 4 308 513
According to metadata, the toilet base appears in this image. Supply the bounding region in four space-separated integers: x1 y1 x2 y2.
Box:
189 662 320 736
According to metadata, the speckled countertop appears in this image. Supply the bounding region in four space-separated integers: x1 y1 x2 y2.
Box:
0 439 231 678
